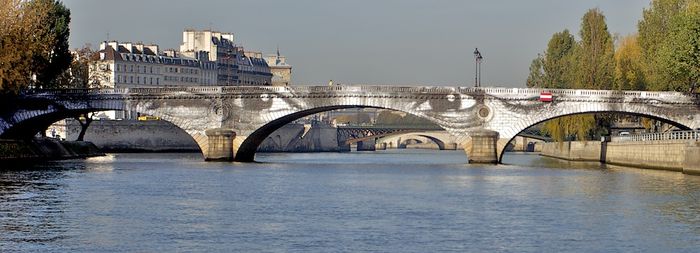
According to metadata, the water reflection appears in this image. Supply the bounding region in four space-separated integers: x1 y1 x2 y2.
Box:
0 164 75 247
0 152 699 252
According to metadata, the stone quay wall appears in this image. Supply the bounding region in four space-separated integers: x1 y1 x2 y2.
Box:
541 140 700 175
605 140 691 172
541 141 602 162
0 138 103 163
257 123 341 152
66 119 201 152
66 120 342 153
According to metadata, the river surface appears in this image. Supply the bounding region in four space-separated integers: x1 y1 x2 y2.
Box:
1 150 700 252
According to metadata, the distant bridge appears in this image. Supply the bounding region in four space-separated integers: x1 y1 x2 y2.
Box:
1 86 698 163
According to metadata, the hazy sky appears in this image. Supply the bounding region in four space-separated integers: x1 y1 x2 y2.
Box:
63 0 651 87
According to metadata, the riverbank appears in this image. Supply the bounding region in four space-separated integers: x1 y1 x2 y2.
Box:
541 140 700 175
0 138 104 164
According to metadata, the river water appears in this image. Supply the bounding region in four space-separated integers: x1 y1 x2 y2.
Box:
1 150 700 252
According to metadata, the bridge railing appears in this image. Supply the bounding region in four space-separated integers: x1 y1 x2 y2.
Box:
611 131 700 142
25 86 697 104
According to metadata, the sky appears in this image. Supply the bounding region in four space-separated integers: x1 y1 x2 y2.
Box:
63 0 651 87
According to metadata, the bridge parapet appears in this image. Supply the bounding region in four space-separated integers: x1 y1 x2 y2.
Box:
26 86 698 105
4 85 700 164
612 130 700 142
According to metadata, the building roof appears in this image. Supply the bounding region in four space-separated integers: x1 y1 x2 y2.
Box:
98 45 123 61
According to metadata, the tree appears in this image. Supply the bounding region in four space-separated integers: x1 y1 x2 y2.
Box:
638 0 692 91
63 45 100 141
28 0 71 89
542 115 597 142
0 0 53 93
537 9 616 141
543 29 576 88
664 5 700 92
0 0 72 94
614 34 646 90
574 8 616 90
526 54 545 88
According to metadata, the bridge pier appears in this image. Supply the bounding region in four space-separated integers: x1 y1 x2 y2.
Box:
464 130 499 164
204 128 236 161
356 140 376 151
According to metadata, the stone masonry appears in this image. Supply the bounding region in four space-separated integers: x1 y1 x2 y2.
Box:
1 86 698 163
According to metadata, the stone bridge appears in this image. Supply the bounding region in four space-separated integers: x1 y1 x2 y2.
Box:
1 86 698 163
375 131 460 150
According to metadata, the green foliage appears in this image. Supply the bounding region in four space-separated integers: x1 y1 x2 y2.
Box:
664 7 700 92
529 1 700 138
637 0 700 91
614 35 646 90
573 8 616 90
526 54 544 88
534 9 616 141
543 30 576 88
29 0 72 89
542 115 597 142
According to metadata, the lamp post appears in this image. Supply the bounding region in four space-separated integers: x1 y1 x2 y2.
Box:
473 48 483 87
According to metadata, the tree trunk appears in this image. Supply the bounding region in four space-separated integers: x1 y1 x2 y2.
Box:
75 113 93 141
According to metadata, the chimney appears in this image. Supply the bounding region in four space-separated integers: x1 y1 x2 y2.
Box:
145 44 159 55
121 42 133 53
134 43 145 54
222 33 234 43
108 41 118 51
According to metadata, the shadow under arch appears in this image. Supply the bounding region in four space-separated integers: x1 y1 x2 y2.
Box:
497 110 693 163
0 108 204 154
234 105 446 162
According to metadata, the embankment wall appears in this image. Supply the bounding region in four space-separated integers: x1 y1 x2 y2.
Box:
541 140 700 175
0 138 103 163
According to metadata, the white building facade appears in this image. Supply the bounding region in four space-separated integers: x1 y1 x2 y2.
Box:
91 41 217 89
90 41 218 119
180 29 272 86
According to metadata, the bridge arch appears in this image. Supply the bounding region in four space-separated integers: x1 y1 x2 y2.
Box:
233 105 458 162
374 131 459 150
0 95 215 157
495 110 695 163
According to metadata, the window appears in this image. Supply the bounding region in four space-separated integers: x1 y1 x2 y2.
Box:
156 78 159 85
150 77 153 85
137 76 140 84
130 76 133 83
150 66 153 73
130 65 133 72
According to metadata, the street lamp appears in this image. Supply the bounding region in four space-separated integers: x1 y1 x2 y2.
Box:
473 48 483 87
